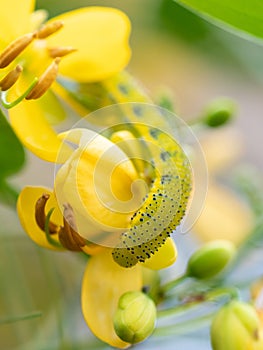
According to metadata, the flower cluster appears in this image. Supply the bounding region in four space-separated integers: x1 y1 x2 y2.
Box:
1 1 263 350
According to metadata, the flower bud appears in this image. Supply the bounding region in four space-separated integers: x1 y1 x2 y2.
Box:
113 291 156 344
202 98 236 127
186 240 236 279
211 301 262 350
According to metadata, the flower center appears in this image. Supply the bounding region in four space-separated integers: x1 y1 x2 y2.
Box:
0 21 76 105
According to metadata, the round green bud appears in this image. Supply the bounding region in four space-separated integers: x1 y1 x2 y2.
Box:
113 291 156 344
186 240 236 279
203 98 236 127
211 300 262 350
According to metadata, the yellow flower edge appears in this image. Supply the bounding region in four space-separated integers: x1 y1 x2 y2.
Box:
81 249 142 348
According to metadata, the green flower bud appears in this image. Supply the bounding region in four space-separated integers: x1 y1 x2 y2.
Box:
113 291 156 344
186 240 236 279
203 98 236 127
211 300 262 350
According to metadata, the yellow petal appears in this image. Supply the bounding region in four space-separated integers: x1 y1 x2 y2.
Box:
55 129 145 245
9 99 72 162
193 183 254 245
0 0 35 45
140 237 177 270
17 186 64 251
81 249 142 348
46 7 131 82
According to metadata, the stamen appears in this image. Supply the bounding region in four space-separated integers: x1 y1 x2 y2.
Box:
26 58 60 100
36 21 64 39
0 65 23 91
48 46 77 58
0 33 36 68
1 77 38 109
58 203 86 251
35 193 59 234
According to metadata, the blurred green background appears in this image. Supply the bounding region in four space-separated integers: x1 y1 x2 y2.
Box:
1 0 263 349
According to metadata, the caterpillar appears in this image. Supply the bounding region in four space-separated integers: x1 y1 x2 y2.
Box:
60 71 192 268
100 72 192 268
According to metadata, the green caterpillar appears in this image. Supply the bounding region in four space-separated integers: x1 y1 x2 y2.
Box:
101 72 192 268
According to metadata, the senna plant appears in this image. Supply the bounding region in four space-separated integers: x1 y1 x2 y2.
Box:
1 1 263 350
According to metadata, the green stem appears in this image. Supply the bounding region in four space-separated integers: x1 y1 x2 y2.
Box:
206 286 239 301
158 286 238 318
161 274 188 293
154 312 214 336
157 300 202 318
0 179 19 208
0 311 42 325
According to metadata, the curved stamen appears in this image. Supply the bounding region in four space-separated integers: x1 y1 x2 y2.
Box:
26 58 60 100
0 65 23 91
0 33 36 68
48 46 77 58
36 21 64 39
58 203 86 251
35 193 59 233
1 77 38 109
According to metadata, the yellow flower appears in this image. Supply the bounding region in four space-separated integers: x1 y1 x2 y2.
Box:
0 0 131 162
17 128 178 348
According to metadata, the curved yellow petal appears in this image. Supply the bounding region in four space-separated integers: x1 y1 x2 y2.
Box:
46 7 131 82
0 0 35 45
55 129 145 246
140 237 177 270
82 249 142 348
17 186 64 251
8 99 72 163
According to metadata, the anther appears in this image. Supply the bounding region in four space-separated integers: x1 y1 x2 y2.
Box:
35 194 59 234
36 21 64 39
0 65 23 91
58 203 86 251
26 58 60 100
0 33 36 68
48 46 77 58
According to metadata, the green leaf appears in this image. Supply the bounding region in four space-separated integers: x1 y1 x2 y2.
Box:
0 109 25 179
173 0 263 42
